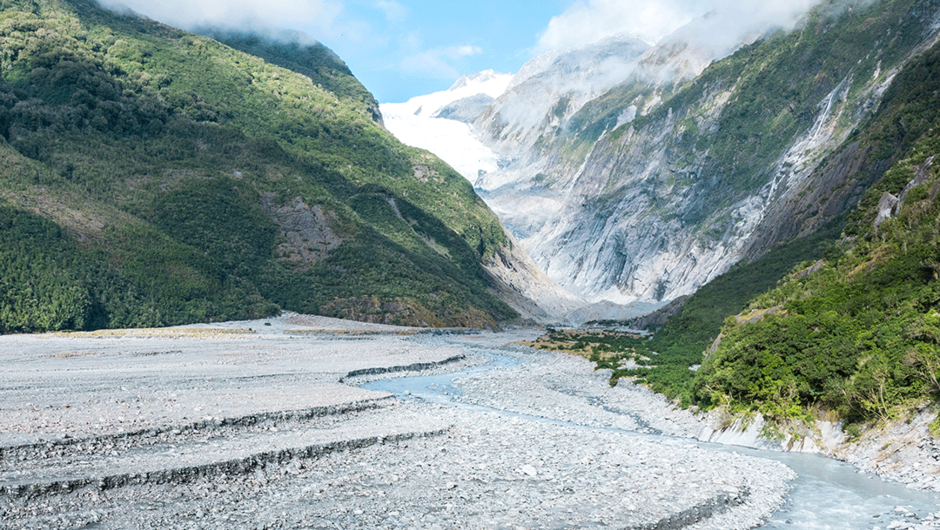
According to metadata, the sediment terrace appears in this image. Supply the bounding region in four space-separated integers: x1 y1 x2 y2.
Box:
0 314 794 529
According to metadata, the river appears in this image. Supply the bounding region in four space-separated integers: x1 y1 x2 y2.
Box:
365 337 940 530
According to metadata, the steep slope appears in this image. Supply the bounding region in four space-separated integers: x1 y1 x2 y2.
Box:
198 29 384 126
0 0 528 331
473 0 940 305
378 71 587 321
694 49 940 426
472 34 652 175
596 34 940 425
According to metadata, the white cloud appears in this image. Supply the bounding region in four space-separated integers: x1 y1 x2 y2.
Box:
374 0 408 23
399 45 482 79
537 0 830 53
538 0 695 51
449 45 484 58
98 0 351 39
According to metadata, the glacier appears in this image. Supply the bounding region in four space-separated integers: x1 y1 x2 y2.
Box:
379 1 940 314
380 70 511 183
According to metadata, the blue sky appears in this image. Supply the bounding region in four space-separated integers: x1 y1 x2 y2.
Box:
99 0 821 103
100 0 575 102
316 0 572 103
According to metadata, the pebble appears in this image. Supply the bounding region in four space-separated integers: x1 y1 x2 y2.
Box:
0 324 797 529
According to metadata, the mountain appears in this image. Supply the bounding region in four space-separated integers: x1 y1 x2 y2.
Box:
389 0 940 309
697 134 940 430
0 0 569 332
492 0 940 305
379 70 512 183
577 11 940 446
197 29 385 126
689 38 940 425
472 34 652 173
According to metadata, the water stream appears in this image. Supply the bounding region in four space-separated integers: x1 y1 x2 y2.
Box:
364 343 940 529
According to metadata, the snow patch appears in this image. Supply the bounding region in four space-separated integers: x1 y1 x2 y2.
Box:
384 70 512 118
380 70 512 182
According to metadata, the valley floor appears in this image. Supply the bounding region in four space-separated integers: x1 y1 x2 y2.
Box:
0 315 932 529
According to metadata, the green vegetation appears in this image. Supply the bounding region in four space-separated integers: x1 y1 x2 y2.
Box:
696 131 940 424
576 221 841 404
0 204 258 332
546 0 934 237
845 39 940 235
581 6 940 428
667 0 926 194
592 129 940 424
0 0 515 332
682 36 940 423
0 204 116 333
518 329 647 360
203 30 381 119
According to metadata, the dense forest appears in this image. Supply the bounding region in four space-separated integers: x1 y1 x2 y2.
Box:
0 0 517 332
697 130 940 428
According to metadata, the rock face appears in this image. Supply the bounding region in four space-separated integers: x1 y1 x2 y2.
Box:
386 0 940 308
432 94 494 123
260 194 343 268
696 405 940 493
477 0 940 305
472 35 652 168
380 72 587 322
481 229 585 323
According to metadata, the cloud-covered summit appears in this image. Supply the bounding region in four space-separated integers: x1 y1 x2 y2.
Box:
538 0 840 54
99 0 350 37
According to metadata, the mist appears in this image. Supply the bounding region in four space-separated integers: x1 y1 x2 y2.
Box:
505 0 878 123
93 0 879 105
96 0 346 39
537 0 865 57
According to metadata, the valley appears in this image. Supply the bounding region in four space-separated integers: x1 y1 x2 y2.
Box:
375 0 940 477
6 0 940 525
1 316 938 529
383 0 940 312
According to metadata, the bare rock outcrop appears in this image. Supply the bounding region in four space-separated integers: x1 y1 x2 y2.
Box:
260 193 343 268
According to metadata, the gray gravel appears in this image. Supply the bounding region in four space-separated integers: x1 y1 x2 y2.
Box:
0 317 797 529
448 343 705 437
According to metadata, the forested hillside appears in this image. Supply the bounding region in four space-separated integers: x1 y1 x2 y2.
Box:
595 17 940 431
0 0 518 332
697 129 940 428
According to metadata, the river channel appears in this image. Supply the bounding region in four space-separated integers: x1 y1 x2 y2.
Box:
364 338 940 530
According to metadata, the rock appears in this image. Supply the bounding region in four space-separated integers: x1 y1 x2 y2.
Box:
0 326 795 530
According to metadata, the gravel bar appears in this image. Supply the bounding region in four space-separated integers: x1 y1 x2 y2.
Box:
0 317 797 529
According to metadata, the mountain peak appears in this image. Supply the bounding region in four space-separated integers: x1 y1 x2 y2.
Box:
0 0 527 330
449 69 507 91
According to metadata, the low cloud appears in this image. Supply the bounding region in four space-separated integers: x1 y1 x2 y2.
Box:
538 0 695 50
537 0 838 54
98 0 352 39
400 45 483 79
505 0 858 130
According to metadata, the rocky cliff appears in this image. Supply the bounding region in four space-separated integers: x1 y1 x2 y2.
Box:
406 0 940 308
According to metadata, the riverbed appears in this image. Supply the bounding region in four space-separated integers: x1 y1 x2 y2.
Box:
0 316 938 529
364 334 940 529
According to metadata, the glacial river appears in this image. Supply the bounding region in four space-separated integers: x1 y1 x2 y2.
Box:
366 343 940 530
